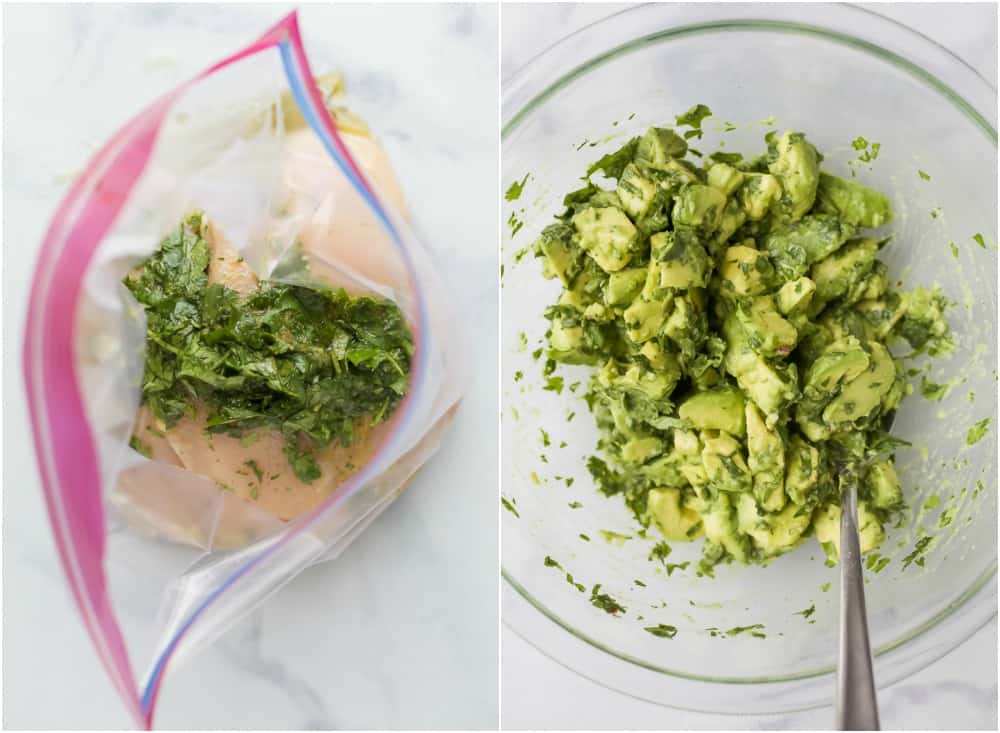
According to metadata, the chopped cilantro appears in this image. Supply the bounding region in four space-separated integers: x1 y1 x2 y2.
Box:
918 169 931 181
966 417 990 445
124 213 412 483
501 496 520 518
590 584 626 615
644 623 679 638
505 174 529 201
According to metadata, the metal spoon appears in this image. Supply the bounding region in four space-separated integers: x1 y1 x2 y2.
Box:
834 413 895 730
836 477 880 730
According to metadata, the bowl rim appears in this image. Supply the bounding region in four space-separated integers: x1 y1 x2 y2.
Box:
501 1 998 713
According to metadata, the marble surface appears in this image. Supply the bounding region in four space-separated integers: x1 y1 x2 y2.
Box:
501 3 998 730
3 4 497 729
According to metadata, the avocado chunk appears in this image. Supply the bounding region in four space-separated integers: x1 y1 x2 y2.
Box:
707 162 746 196
739 173 783 220
776 276 816 316
745 402 786 511
623 295 670 343
672 184 727 236
646 230 711 291
572 206 641 272
718 244 775 297
814 500 884 563
768 131 820 222
822 341 896 426
648 487 703 541
784 434 820 505
534 223 584 286
734 295 798 358
678 387 747 436
622 436 664 464
811 237 879 305
605 267 647 306
737 494 811 557
815 172 894 228
866 460 903 510
763 214 857 281
617 163 660 220
636 126 688 169
701 493 751 564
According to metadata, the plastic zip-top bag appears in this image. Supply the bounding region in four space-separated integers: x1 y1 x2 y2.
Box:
22 12 461 728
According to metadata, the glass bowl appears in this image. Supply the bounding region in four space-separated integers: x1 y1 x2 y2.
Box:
501 3 997 715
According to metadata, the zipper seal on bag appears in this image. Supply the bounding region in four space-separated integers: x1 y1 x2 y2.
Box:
23 11 431 729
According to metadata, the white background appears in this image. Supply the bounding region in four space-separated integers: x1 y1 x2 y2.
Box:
3 4 498 729
501 3 998 730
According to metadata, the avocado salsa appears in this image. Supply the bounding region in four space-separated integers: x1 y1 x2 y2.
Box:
532 115 952 574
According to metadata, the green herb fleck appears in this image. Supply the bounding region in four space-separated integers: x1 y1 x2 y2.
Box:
600 529 632 546
579 533 591 542
949 242 959 258
966 417 990 445
648 541 672 565
918 169 931 181
568 501 583 509
590 584 626 615
644 623 678 638
502 496 520 518
505 174 529 201
794 604 816 620
543 555 563 570
973 232 987 249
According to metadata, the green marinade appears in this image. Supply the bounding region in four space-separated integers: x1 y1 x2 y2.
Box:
125 212 413 482
533 111 952 574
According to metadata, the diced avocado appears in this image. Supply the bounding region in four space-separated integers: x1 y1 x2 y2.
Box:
737 494 811 556
622 436 664 464
572 206 640 272
735 296 798 358
662 297 702 353
623 296 670 343
707 163 746 196
678 387 746 436
672 184 727 235
785 434 819 505
822 341 896 425
818 500 885 562
722 313 798 419
768 131 820 222
895 287 953 355
867 460 903 510
811 237 879 304
635 126 688 168
763 214 857 282
600 359 680 401
639 340 677 374
804 337 870 393
746 402 786 511
815 172 894 228
646 231 711 291
557 263 606 311
776 277 816 316
701 494 750 563
648 487 703 541
680 461 709 489
739 173 783 220
534 223 584 286
605 268 647 306
712 199 748 251
851 261 888 303
718 244 775 297
617 163 659 220
674 429 701 456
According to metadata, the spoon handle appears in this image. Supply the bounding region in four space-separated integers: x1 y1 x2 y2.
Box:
836 482 881 731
